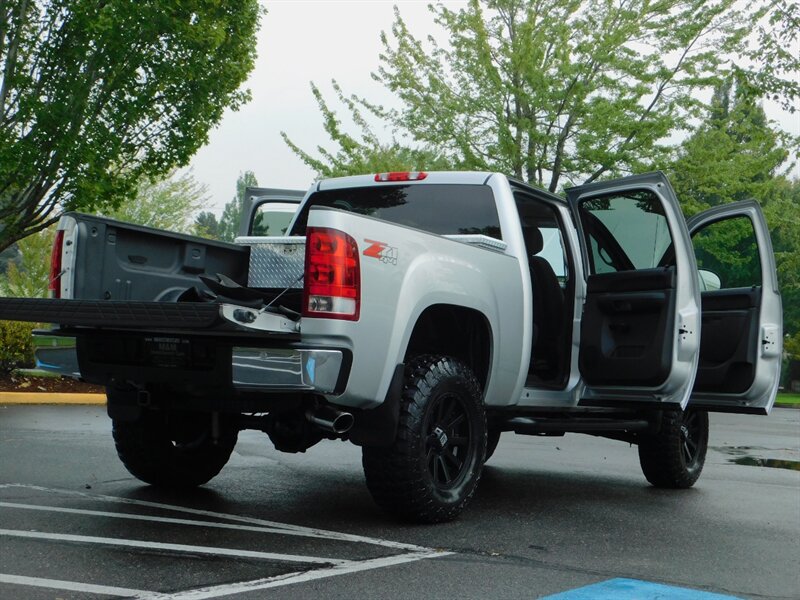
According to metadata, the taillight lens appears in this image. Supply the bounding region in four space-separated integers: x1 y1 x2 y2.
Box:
374 171 427 182
48 230 65 298
303 227 360 320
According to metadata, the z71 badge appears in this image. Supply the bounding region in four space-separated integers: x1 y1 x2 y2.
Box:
363 239 398 265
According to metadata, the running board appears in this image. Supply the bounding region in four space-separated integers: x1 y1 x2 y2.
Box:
508 416 651 435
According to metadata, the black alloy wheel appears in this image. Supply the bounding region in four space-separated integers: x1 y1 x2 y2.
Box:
362 354 486 523
425 392 474 489
638 408 709 489
679 410 703 466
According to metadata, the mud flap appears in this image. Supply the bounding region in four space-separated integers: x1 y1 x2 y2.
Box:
348 364 404 447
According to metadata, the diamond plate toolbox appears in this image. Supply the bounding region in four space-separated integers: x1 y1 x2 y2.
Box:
238 236 306 288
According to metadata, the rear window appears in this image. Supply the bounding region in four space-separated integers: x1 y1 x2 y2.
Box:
291 184 502 239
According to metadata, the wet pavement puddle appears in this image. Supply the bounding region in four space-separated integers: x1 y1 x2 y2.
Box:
729 456 800 470
713 445 800 471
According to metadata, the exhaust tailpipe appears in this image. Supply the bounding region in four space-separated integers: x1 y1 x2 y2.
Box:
306 405 354 435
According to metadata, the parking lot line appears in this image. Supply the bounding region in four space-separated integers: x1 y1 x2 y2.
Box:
0 574 147 597
0 483 427 551
0 528 351 565
133 551 453 600
0 501 303 537
1 483 453 598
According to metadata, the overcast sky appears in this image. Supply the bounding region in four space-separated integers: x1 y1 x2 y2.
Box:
189 0 800 214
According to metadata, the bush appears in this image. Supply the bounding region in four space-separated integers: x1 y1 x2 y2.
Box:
0 320 35 374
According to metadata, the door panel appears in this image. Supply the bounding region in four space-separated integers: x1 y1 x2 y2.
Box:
581 268 675 386
695 288 760 394
567 172 701 408
686 202 782 414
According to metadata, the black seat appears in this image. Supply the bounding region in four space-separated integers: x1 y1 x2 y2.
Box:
522 227 564 380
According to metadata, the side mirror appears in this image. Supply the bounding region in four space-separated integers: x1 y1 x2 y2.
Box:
698 269 721 292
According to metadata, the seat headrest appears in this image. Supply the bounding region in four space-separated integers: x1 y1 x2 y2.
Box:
522 227 544 255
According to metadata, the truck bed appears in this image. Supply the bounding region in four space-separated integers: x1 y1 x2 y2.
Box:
59 212 249 302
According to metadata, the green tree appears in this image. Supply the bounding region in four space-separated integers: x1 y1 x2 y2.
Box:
669 80 800 336
282 81 453 178
0 226 54 298
670 79 795 215
218 171 258 242
0 244 18 274
744 0 799 113
786 332 800 361
194 211 222 240
0 0 261 251
99 170 209 234
0 170 210 296
286 0 760 189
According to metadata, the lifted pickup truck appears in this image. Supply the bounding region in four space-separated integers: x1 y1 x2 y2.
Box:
0 171 782 523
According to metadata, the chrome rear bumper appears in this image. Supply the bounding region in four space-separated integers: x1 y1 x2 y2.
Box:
232 347 343 394
31 333 344 395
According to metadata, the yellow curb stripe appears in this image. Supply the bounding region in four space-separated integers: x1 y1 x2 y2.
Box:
0 393 105 405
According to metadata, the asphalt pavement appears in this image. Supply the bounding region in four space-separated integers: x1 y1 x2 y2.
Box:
0 405 798 599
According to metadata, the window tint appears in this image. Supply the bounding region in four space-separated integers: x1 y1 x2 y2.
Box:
692 215 761 290
579 190 672 273
292 184 501 239
251 202 297 236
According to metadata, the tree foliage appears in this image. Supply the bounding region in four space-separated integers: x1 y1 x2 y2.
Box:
0 224 53 298
0 319 34 372
194 211 222 240
218 171 258 242
670 79 795 216
1 170 209 297
670 79 799 335
0 243 18 274
0 0 261 251
282 81 452 178
99 170 209 234
287 0 765 189
743 0 800 113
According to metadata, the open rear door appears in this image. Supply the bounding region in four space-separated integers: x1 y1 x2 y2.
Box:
686 201 782 414
566 172 701 409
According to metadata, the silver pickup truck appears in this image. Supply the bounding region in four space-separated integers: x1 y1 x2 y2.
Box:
0 171 782 523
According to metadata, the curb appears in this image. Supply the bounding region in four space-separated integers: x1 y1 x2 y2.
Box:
0 393 106 405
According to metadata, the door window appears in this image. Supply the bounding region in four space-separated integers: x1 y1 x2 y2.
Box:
579 191 673 274
691 215 761 290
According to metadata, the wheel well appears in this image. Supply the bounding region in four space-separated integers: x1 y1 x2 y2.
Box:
404 305 492 390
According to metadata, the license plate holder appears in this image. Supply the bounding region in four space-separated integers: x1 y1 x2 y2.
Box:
144 337 191 368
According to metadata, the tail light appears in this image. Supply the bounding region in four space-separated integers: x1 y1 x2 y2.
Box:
303 227 360 320
48 230 65 298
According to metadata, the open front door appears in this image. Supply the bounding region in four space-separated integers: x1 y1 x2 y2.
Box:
686 201 782 414
566 172 701 409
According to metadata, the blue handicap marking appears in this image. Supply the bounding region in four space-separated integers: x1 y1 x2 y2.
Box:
540 578 743 600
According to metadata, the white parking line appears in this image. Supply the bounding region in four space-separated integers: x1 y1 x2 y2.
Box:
0 529 350 565
0 483 426 551
0 483 452 599
0 501 301 537
0 574 147 597
134 551 453 600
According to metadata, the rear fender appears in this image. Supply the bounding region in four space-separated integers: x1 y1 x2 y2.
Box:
302 207 525 409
